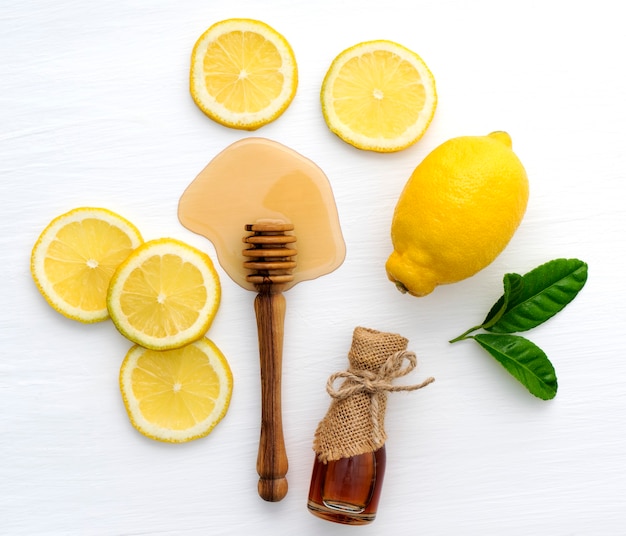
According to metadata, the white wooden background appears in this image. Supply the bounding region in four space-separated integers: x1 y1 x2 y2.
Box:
2 1 625 534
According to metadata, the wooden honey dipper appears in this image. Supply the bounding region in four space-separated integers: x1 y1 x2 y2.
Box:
242 221 297 502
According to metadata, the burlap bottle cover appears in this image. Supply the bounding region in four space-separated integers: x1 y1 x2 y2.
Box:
312 327 434 463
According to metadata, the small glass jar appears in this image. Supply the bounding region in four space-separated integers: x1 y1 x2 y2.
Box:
307 327 433 525
307 445 386 525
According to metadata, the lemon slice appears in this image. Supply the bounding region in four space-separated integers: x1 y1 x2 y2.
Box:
107 238 221 351
321 40 437 152
31 207 143 323
119 338 233 443
190 18 298 130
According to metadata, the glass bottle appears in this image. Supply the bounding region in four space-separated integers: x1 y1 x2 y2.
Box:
307 327 418 525
307 446 386 525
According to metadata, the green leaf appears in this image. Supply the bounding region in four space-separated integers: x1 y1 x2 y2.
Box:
473 334 558 400
486 258 588 334
481 272 525 329
449 273 524 342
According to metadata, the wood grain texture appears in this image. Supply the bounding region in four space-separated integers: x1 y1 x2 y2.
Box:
254 289 289 502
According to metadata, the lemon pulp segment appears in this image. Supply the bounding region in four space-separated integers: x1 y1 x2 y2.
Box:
190 18 298 130
321 40 437 152
107 238 221 350
204 30 284 113
31 207 143 322
120 338 233 442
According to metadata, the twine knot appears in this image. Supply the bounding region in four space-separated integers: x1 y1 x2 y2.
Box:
326 350 434 399
326 350 435 444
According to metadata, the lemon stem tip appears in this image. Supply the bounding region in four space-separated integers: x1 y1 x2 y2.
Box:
395 281 408 294
488 131 512 147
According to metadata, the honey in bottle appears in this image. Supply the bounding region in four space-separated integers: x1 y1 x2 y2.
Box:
308 327 434 525
308 447 387 525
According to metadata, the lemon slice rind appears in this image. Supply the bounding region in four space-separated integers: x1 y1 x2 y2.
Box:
31 207 143 323
321 40 437 152
190 18 298 131
107 238 221 351
119 338 233 443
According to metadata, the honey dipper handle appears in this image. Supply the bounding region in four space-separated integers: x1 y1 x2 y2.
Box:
254 288 289 502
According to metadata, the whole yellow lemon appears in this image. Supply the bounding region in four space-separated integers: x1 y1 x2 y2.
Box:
386 131 529 297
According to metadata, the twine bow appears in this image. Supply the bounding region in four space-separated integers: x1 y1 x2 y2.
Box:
326 350 435 444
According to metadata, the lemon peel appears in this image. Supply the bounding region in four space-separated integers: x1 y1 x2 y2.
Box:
321 40 437 152
107 238 221 350
119 338 233 443
190 18 298 130
31 207 143 323
386 132 529 296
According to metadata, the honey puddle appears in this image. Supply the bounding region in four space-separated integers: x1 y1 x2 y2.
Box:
178 138 346 291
